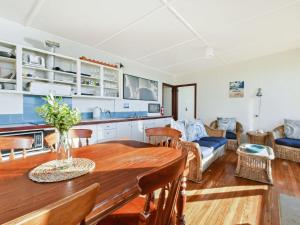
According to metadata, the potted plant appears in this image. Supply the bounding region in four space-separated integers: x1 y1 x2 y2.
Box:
36 94 81 167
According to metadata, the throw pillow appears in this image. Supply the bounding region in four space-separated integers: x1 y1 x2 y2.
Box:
284 119 300 139
217 117 236 133
170 119 187 141
186 120 208 142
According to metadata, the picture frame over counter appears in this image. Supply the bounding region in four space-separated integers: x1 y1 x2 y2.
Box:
123 74 158 101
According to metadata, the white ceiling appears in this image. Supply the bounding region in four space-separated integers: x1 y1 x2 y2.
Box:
0 0 300 76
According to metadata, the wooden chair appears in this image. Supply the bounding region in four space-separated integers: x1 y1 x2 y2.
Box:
44 132 59 152
97 149 188 225
4 183 100 225
145 127 181 148
0 136 33 161
210 120 244 150
145 127 188 224
69 129 93 148
44 129 93 151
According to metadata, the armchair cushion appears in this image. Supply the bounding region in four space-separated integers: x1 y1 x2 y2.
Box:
217 117 236 133
186 120 208 142
194 137 227 150
226 131 237 140
284 119 300 139
275 138 300 148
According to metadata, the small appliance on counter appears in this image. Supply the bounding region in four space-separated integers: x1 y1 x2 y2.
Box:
147 103 161 116
93 106 102 120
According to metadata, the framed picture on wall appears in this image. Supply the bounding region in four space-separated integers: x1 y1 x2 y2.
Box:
229 81 244 98
123 74 158 101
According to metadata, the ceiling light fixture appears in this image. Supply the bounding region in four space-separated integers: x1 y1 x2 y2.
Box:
205 47 214 59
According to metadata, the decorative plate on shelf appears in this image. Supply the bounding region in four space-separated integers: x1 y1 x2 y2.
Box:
243 144 266 153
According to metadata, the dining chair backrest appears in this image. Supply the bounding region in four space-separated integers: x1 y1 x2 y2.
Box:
44 132 59 152
44 129 93 151
145 127 181 148
4 183 100 225
137 149 188 225
0 136 33 161
69 129 93 148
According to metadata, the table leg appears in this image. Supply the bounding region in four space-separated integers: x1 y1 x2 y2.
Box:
177 176 187 225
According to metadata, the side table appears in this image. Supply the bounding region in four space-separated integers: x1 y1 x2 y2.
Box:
235 144 275 184
247 131 269 145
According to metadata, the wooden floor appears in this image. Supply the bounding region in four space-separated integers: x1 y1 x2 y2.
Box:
185 151 300 225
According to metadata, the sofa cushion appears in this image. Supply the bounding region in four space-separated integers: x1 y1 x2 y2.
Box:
199 146 214 159
170 119 187 141
200 136 228 146
284 119 300 139
226 131 237 140
275 138 300 148
217 117 236 132
194 140 220 150
186 120 208 142
194 136 227 150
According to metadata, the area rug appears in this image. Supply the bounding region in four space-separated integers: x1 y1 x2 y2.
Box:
279 194 300 225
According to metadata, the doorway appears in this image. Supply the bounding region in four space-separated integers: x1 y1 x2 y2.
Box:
176 84 196 121
162 83 197 121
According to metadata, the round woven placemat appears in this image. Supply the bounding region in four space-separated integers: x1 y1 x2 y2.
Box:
28 158 95 183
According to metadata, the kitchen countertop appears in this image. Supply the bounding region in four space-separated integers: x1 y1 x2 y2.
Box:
0 115 172 133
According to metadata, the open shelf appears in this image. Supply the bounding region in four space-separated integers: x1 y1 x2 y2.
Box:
0 56 16 63
0 78 16 83
23 76 51 82
0 39 122 99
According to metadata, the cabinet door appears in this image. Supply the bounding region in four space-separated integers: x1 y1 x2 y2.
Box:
116 122 132 140
73 124 98 145
131 121 144 142
155 118 172 127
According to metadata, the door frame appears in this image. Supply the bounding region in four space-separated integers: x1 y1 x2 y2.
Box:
162 83 177 118
162 83 197 120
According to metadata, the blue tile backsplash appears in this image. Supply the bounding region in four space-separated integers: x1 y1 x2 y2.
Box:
0 95 148 125
0 95 72 125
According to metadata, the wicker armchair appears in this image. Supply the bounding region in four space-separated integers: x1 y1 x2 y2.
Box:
182 125 226 183
210 120 244 150
270 125 300 162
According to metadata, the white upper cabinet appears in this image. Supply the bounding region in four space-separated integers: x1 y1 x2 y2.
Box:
0 39 122 99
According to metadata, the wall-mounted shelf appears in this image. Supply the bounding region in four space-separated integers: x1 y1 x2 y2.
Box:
0 56 16 63
0 40 123 98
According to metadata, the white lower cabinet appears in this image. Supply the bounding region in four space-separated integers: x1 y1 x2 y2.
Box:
76 118 171 143
116 122 132 140
155 118 172 127
97 123 117 142
131 121 144 142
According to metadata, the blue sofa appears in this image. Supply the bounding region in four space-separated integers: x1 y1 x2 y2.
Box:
181 126 228 182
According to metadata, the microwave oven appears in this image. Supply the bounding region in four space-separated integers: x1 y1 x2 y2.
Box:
148 103 160 113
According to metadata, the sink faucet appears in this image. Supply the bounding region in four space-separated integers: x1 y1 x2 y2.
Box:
105 110 111 119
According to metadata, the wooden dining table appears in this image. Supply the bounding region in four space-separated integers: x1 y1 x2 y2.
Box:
0 140 183 224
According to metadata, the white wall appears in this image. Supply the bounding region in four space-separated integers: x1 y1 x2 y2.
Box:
0 17 175 114
175 48 300 133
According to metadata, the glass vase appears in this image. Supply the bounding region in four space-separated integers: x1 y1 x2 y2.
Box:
56 131 72 169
